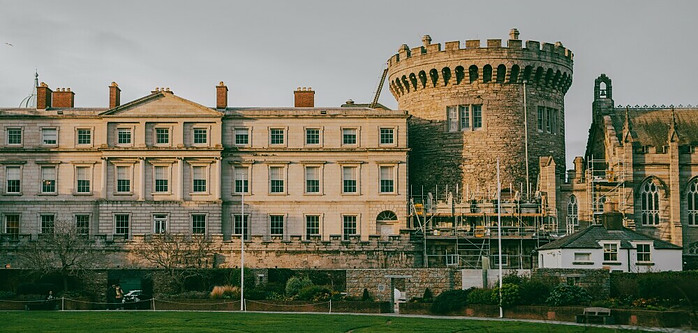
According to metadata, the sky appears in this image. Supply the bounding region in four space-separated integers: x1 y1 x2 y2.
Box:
1 1 697 169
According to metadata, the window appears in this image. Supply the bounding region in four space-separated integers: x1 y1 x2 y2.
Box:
379 166 394 193
155 128 170 145
117 128 132 144
472 105 482 129
234 214 249 240
446 254 459 266
5 166 20 193
342 166 357 194
192 214 206 234
380 128 394 145
306 215 320 240
234 166 249 193
77 129 91 145
75 214 89 235
153 214 167 234
603 243 618 262
270 128 284 145
551 108 558 134
270 215 284 236
342 128 357 145
343 215 357 240
154 166 169 193
305 166 320 193
636 243 651 262
567 195 578 227
688 180 698 226
76 167 91 193
42 128 57 145
235 128 249 146
459 105 469 130
116 166 131 193
114 214 129 237
7 128 22 145
41 166 57 194
640 180 660 226
546 108 552 133
305 128 320 145
4 214 19 238
574 252 591 262
192 166 207 193
41 214 55 234
193 128 208 144
537 106 545 131
269 166 284 193
491 254 508 267
447 106 458 132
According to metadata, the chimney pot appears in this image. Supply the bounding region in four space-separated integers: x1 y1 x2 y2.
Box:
216 81 229 109
294 86 315 107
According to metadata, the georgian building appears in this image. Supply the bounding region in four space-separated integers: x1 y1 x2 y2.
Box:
0 81 409 246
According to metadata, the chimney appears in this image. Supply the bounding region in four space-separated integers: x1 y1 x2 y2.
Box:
36 82 52 110
294 87 315 107
216 81 228 109
601 202 624 230
109 82 121 109
52 88 75 108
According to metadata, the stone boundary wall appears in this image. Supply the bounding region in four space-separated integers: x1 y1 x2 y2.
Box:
534 268 610 299
346 268 461 302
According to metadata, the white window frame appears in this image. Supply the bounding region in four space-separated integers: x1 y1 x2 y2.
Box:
74 165 93 195
491 254 509 267
74 213 91 235
6 127 23 146
4 164 23 195
39 213 55 234
232 164 251 195
114 163 135 195
269 127 286 146
75 127 93 146
269 214 285 237
342 214 359 240
635 243 652 263
190 164 210 195
41 127 58 146
379 127 396 146
40 165 58 195
602 242 620 262
573 252 591 263
378 164 397 194
154 126 172 146
234 127 251 147
4 213 21 237
304 127 322 146
153 213 168 234
151 163 172 195
303 164 323 195
192 126 210 146
304 214 321 240
116 127 134 146
640 180 660 226
446 253 459 266
341 164 360 195
688 179 698 226
191 213 207 235
113 213 131 238
268 164 287 195
233 214 249 240
341 127 359 146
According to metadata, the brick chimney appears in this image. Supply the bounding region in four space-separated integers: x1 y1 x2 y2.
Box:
601 202 624 230
52 88 75 108
109 82 121 109
216 81 228 109
36 82 52 109
294 87 315 107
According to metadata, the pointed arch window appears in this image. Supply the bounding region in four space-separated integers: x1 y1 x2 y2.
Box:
688 179 698 226
567 195 578 227
640 180 660 226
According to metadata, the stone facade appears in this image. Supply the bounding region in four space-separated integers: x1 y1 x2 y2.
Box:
346 268 461 302
387 29 572 195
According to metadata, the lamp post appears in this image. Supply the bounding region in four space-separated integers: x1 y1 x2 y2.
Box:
240 190 245 311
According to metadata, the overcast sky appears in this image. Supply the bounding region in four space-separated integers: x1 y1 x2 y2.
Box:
1 1 696 169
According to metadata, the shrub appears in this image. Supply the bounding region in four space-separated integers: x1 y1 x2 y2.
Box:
297 285 332 301
285 276 313 297
518 279 550 305
466 288 494 305
362 288 372 301
422 288 433 302
210 285 240 299
431 289 469 314
502 273 523 286
490 283 520 307
546 283 591 306
244 288 268 300
0 290 16 299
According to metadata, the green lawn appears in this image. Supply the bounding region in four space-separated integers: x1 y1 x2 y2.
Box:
0 311 641 332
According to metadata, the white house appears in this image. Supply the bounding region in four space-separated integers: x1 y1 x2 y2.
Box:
538 212 682 272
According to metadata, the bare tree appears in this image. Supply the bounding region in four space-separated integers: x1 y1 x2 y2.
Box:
20 220 102 293
131 233 219 292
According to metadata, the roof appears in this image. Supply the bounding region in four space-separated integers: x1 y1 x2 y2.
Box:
538 224 682 250
609 107 698 147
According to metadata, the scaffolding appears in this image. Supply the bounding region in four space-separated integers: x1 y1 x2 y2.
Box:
586 153 629 225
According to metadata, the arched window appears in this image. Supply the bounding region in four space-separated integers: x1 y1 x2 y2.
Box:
640 180 660 226
534 67 544 84
409 73 418 90
509 65 519 83
442 67 451 86
688 179 698 225
401 76 410 92
496 64 506 83
377 210 398 223
567 195 578 227
469 65 478 83
455 66 465 84
429 69 439 87
483 65 492 83
418 71 427 88
522 66 533 82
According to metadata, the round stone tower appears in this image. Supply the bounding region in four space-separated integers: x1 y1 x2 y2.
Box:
387 29 573 197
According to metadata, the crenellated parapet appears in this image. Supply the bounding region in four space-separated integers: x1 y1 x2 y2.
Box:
387 29 573 99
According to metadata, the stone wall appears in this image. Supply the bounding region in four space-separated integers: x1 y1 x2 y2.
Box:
533 268 610 300
346 268 461 302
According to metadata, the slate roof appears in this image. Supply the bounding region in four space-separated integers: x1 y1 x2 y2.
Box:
609 108 698 147
538 225 682 250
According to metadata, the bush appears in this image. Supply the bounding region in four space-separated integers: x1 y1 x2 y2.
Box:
285 276 313 297
244 288 268 300
362 288 372 301
297 285 332 301
502 273 523 286
546 283 591 306
518 279 550 305
210 285 240 299
268 268 294 284
0 290 16 299
466 288 494 305
431 289 469 314
422 288 433 302
491 283 520 307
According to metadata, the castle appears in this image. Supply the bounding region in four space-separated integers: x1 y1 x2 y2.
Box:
1 29 696 271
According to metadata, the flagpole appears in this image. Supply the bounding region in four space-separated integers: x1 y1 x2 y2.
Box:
240 190 245 311
497 158 503 318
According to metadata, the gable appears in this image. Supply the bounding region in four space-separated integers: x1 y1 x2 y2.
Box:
100 92 222 118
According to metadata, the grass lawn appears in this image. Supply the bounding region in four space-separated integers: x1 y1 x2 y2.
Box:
0 311 640 332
